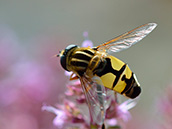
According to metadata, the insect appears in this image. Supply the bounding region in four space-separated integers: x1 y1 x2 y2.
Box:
58 23 157 125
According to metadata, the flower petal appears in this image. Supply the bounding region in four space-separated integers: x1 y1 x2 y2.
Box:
106 118 117 126
119 98 138 111
82 40 93 47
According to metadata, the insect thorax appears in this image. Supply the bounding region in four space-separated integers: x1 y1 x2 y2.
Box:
68 47 107 76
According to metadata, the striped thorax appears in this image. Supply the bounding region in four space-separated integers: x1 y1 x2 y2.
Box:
60 44 106 77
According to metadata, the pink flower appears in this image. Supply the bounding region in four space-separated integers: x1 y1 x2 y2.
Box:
42 100 86 128
106 96 138 127
64 71 73 77
117 99 137 122
42 105 67 128
65 80 86 103
106 118 117 127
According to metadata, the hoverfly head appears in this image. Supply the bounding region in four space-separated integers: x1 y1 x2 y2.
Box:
59 44 78 71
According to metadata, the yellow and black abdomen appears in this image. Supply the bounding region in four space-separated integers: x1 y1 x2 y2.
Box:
95 55 141 99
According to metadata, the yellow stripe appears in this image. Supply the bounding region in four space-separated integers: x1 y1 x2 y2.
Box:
124 65 132 79
86 49 95 54
113 72 126 93
71 58 89 64
75 51 93 58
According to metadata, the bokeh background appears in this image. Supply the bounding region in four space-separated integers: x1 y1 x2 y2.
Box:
0 0 172 129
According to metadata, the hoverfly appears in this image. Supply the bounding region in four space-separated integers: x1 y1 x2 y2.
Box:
58 23 157 125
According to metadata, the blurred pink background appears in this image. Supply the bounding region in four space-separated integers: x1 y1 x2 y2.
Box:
0 26 67 129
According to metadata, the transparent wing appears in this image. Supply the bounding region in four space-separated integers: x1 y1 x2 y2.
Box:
80 75 107 125
97 23 157 53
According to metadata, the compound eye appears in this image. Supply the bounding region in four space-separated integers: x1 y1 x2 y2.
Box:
60 44 78 71
65 44 78 51
60 54 68 71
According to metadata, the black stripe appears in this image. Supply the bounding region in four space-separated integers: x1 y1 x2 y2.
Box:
82 49 95 56
96 58 116 77
71 60 88 67
112 64 126 88
121 73 134 94
73 53 91 61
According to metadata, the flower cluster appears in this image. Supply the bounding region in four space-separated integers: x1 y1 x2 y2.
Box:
42 100 86 129
42 32 138 129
